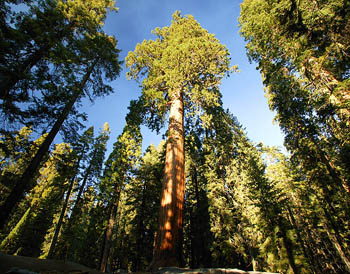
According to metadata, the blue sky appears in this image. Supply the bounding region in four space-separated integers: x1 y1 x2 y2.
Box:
81 0 285 153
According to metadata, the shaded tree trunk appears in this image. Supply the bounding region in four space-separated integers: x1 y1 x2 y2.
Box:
151 89 185 269
277 217 300 274
71 162 92 215
134 184 147 271
47 175 76 259
322 206 350 272
100 187 121 273
0 62 95 229
286 205 319 274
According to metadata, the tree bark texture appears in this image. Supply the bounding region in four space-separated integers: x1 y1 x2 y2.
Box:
151 89 185 269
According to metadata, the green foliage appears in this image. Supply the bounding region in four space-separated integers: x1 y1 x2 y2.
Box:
120 143 165 271
126 11 233 132
55 124 110 264
240 1 350 272
1 0 121 139
0 142 73 256
0 3 349 274
0 128 49 208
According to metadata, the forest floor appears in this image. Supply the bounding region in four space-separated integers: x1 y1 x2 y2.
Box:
0 253 278 274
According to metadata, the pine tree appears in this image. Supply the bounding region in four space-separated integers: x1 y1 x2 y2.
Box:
45 126 94 259
60 124 110 263
239 1 350 271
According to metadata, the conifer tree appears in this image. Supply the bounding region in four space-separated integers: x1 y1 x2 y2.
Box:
0 0 121 229
45 126 95 259
126 11 232 267
60 124 110 263
99 101 142 272
239 2 350 271
0 142 73 257
124 142 165 271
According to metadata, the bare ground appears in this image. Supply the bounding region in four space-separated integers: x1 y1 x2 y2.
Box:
0 254 278 274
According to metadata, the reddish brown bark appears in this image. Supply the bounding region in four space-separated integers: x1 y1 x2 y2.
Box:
151 89 185 269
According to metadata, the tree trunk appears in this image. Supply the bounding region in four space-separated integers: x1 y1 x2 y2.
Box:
151 89 185 269
70 162 92 216
322 206 350 272
286 206 319 274
100 187 121 273
134 184 147 271
47 175 76 259
0 61 95 229
277 217 299 274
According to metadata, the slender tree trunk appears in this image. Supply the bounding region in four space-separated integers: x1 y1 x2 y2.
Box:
47 175 76 259
0 207 31 251
0 62 95 229
322 206 350 272
134 184 147 271
277 217 299 274
100 187 121 273
98 204 112 270
191 165 199 268
62 161 94 261
286 206 319 274
151 89 185 269
71 163 92 215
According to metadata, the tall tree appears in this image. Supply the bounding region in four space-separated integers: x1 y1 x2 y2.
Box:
126 11 232 268
124 142 165 271
61 123 110 263
0 0 117 104
0 1 121 229
239 1 350 271
99 101 142 272
45 125 95 259
0 142 73 257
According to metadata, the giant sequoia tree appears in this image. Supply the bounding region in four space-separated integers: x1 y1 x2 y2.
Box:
126 11 231 267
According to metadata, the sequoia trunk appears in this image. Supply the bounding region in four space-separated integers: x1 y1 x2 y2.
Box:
151 89 185 268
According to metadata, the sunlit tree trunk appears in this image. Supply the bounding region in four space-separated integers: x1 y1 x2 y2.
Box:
151 89 185 268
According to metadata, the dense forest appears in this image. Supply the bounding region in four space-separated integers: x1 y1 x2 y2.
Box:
0 0 349 273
